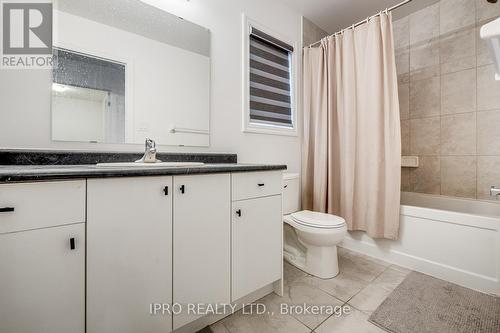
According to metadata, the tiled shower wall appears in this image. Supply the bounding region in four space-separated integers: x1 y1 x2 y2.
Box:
302 17 328 47
395 0 500 200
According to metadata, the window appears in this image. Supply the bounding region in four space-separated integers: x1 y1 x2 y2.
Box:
243 17 297 136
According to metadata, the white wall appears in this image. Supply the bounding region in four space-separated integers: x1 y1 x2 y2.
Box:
0 0 303 173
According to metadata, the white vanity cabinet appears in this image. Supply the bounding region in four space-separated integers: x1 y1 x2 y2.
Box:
86 176 173 333
87 173 232 332
231 171 283 301
0 169 283 333
0 181 86 333
173 174 231 329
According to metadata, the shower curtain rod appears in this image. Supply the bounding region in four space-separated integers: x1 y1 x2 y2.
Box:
308 0 413 48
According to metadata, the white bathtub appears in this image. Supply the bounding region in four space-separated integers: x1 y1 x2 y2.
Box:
341 192 500 295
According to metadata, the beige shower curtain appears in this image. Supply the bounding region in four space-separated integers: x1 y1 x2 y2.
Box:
302 13 401 240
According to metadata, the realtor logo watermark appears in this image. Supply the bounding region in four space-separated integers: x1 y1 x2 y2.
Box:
1 0 52 69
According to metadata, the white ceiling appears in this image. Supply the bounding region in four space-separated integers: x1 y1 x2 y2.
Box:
280 0 440 34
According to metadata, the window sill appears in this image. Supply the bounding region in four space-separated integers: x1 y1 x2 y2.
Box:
243 124 298 137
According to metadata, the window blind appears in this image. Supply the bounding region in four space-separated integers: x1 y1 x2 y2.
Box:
249 27 293 127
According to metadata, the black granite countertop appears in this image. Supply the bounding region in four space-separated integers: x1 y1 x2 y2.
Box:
0 163 287 183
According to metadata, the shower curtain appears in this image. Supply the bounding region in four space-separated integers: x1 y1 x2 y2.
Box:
302 12 401 240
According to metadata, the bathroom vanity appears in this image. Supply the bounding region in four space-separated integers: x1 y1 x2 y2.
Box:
0 152 286 333
0 0 290 331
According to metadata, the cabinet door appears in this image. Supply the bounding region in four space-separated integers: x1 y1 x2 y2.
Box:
87 177 173 333
0 223 85 333
232 195 282 301
173 173 230 329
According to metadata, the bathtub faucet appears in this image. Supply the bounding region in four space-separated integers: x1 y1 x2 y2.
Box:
490 186 500 198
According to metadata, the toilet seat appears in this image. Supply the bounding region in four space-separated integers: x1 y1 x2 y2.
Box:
291 210 346 229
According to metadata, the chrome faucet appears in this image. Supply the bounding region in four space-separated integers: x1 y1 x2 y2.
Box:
136 138 161 163
490 186 500 198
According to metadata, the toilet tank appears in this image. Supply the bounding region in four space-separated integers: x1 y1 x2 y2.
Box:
283 173 300 215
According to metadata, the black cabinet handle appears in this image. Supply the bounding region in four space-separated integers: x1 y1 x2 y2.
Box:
258 183 265 187
284 185 288 188
179 185 185 194
236 209 242 217
0 207 14 213
70 238 76 250
163 186 169 196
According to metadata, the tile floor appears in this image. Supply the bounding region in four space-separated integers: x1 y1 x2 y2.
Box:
210 248 411 333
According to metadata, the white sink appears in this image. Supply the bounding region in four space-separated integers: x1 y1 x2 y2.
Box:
96 162 205 168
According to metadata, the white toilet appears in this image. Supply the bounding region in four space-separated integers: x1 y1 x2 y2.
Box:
283 173 347 279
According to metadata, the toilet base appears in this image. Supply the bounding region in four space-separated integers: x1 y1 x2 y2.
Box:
283 219 345 279
304 245 339 279
284 244 340 279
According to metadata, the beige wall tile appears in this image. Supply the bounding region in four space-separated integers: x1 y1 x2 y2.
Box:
396 47 410 76
410 117 440 155
409 3 440 45
440 28 476 74
441 156 477 198
441 112 476 155
393 17 409 50
401 119 410 155
476 0 500 23
401 168 411 192
399 83 409 120
477 64 500 111
440 0 475 35
399 73 410 85
302 17 328 47
441 69 476 115
410 40 440 74
397 0 500 200
410 64 440 82
477 21 495 67
477 110 500 155
441 56 477 75
410 156 441 194
410 77 440 118
477 156 500 200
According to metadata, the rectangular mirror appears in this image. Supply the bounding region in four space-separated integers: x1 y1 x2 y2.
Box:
52 0 210 147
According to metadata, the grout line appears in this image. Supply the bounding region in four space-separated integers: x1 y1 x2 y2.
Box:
311 312 334 331
475 1 479 201
476 108 500 113
437 0 442 198
343 265 390 306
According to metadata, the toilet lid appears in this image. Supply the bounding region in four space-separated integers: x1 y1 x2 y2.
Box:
291 210 346 229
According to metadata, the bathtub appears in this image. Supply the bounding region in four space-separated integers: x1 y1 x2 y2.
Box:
340 192 500 295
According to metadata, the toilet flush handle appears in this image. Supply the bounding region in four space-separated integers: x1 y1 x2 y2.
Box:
235 209 242 217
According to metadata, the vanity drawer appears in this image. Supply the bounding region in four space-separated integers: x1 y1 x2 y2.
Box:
232 171 282 201
0 180 86 234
